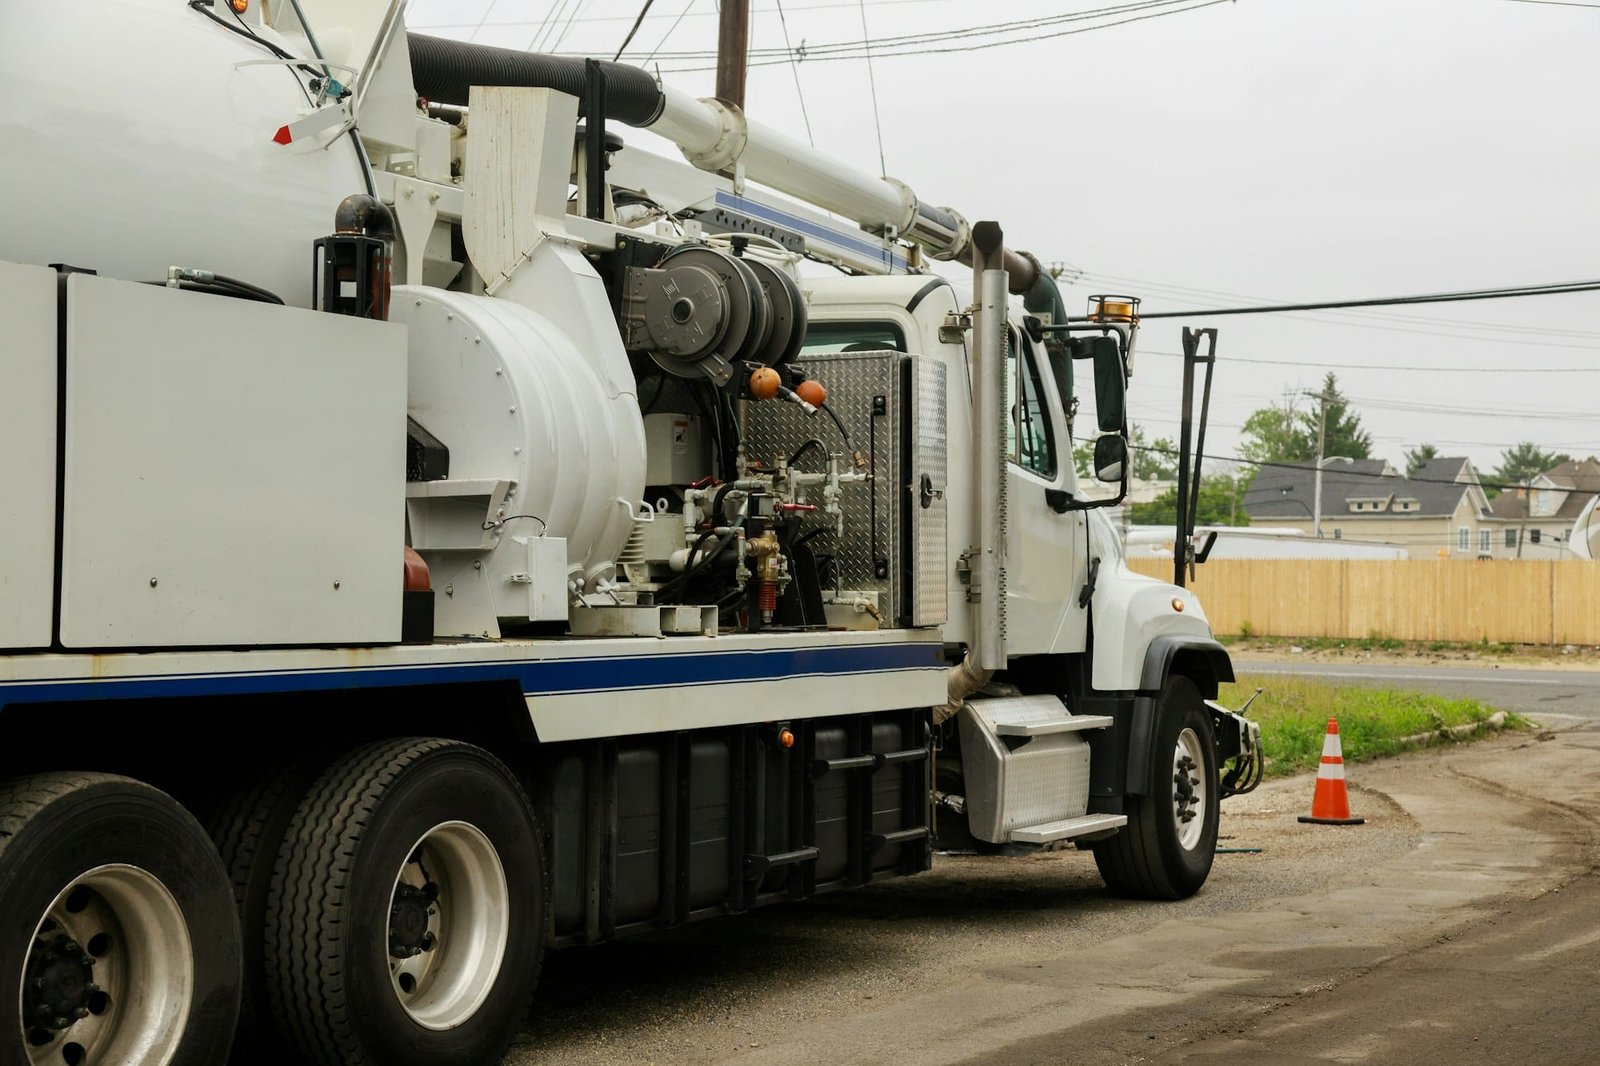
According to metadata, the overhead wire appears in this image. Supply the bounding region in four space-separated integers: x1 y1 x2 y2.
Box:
774 0 815 146
857 0 888 176
620 0 1233 70
642 0 699 66
614 0 660 59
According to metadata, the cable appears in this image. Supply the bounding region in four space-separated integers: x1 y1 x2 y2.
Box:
640 0 1198 59
189 0 322 78
857 0 887 177
481 514 550 534
614 0 660 60
774 0 815 147
1137 349 1600 373
1101 279 1600 321
642 0 699 67
627 0 1232 71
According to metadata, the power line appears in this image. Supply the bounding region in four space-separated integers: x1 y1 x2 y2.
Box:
630 0 1192 57
773 0 815 146
1137 349 1600 373
644 0 1231 70
1073 268 1600 340
641 0 699 66
614 0 659 59
857 0 887 177
1501 0 1600 8
1110 279 1600 321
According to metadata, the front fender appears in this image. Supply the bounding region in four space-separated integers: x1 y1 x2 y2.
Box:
1122 636 1236 796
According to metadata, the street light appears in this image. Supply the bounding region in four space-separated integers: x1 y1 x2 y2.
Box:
1275 488 1315 521
1308 455 1359 539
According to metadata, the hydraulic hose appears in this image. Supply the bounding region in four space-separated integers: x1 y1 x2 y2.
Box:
407 34 665 124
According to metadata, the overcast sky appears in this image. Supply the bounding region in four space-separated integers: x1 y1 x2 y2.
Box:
408 0 1600 482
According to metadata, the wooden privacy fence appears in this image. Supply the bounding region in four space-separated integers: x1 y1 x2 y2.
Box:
1126 558 1600 645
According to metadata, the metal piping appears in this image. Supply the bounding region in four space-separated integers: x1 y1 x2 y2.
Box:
970 221 1009 672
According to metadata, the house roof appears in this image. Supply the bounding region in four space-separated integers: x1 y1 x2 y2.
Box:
1243 456 1486 520
1488 458 1600 522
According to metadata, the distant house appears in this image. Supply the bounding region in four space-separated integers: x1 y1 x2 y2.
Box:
1242 456 1511 558
1487 458 1600 558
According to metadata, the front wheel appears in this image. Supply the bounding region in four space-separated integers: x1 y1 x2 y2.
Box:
263 738 545 1066
1092 677 1219 900
0 773 241 1066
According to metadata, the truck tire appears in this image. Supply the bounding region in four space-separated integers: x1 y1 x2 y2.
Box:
263 738 545 1066
0 772 241 1066
200 760 325 1065
1092 677 1219 900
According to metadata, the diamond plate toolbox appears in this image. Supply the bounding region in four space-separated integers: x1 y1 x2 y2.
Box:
745 351 947 627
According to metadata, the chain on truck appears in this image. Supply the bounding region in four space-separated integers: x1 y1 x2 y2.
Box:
0 3 1262 1064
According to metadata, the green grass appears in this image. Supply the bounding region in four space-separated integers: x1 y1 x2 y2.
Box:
1221 673 1528 779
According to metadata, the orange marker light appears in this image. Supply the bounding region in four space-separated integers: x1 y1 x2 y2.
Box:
1171 598 1186 612
230 0 249 11
795 379 827 407
749 367 781 400
778 728 796 750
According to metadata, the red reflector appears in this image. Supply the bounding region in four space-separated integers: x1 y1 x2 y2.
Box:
272 125 292 145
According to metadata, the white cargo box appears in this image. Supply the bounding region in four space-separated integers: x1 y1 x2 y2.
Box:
58 274 407 648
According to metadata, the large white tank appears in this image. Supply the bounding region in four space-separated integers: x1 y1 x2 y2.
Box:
0 0 370 307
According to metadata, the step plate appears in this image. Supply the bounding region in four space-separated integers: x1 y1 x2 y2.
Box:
992 713 1115 738
1008 813 1129 844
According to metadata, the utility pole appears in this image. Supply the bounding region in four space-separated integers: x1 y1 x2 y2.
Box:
715 0 749 110
1312 387 1329 539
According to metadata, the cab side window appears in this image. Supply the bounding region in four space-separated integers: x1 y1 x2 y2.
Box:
1006 330 1056 477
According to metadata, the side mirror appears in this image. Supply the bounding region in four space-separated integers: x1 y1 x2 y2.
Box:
1093 434 1127 483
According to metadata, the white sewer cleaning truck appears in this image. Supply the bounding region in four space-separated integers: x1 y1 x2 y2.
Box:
0 2 1260 1064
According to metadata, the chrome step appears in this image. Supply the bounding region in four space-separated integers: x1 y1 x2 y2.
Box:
988 705 1115 737
1008 813 1128 844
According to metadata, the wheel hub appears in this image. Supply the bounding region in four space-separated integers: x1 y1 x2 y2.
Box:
23 935 99 1031
1174 753 1200 824
388 882 438 959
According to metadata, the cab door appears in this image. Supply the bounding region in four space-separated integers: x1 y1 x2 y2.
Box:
1003 328 1089 656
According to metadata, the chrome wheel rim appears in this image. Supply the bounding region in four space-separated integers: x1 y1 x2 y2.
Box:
19 865 193 1066
1172 727 1208 851
386 821 509 1031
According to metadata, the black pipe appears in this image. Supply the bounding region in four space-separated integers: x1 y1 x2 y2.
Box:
408 33 665 126
333 193 396 241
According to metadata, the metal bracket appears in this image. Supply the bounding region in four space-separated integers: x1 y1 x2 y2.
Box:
939 311 973 344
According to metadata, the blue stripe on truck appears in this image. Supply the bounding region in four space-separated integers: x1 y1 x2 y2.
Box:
0 642 945 709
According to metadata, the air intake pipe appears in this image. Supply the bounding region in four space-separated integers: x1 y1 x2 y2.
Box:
407 33 665 125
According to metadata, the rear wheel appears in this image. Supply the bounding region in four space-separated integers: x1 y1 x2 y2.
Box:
0 773 240 1066
1092 677 1219 900
263 738 545 1066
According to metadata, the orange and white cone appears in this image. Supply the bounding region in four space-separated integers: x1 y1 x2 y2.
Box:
1298 718 1365 825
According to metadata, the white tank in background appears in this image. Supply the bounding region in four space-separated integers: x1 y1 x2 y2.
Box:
0 0 368 305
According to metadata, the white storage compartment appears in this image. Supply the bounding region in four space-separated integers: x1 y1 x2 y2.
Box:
58 275 407 648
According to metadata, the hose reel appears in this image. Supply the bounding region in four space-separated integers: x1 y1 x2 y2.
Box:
620 243 805 385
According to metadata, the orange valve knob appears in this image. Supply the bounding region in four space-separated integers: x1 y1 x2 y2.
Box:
795 379 827 407
749 367 781 400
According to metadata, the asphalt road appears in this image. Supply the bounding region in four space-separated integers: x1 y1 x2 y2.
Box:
1230 657 1600 720
507 717 1600 1065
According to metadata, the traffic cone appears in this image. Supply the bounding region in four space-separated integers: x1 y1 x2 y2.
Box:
1298 718 1365 825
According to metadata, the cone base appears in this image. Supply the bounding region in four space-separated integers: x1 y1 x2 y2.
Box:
1298 815 1365 825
